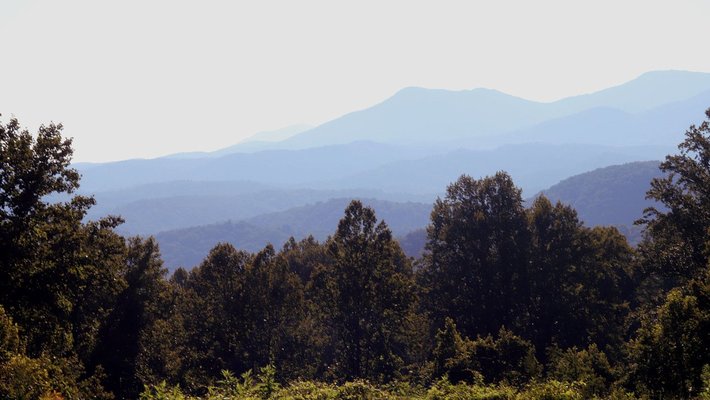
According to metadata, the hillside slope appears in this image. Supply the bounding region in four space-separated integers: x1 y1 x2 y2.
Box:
155 198 432 269
325 143 670 196
539 161 664 227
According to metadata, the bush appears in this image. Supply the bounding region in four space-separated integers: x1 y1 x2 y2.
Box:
517 380 584 400
470 328 541 386
335 380 390 400
274 380 338 400
0 354 52 400
139 381 194 400
701 365 710 400
426 378 516 400
0 305 21 361
547 344 613 398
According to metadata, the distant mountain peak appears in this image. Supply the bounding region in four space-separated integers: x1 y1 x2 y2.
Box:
390 85 525 101
552 69 710 113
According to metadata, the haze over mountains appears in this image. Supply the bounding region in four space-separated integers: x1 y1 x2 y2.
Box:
71 70 710 269
273 70 710 149
153 161 663 269
156 198 433 268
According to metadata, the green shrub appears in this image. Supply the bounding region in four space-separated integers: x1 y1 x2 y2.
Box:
547 344 613 398
274 380 338 400
426 378 515 400
335 380 390 400
0 354 52 400
517 380 584 400
0 306 21 362
701 365 710 400
139 381 194 400
470 328 541 386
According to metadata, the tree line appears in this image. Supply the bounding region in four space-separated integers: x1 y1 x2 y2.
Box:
1 110 710 399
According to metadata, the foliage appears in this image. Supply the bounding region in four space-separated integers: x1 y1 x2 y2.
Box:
0 116 125 358
0 305 21 361
527 197 634 360
639 107 710 284
422 175 633 369
426 378 515 400
469 327 541 386
138 377 606 400
421 172 530 339
701 365 710 400
432 318 479 384
518 380 584 400
0 354 52 400
547 344 614 398
319 200 419 382
0 116 122 398
91 236 171 398
140 381 194 400
626 274 710 398
431 318 540 387
625 108 710 398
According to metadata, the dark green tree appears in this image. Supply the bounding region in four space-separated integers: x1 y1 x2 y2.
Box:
432 318 478 384
178 243 251 390
91 237 171 399
579 226 635 358
240 244 312 380
469 327 541 386
281 235 330 283
547 344 614 398
624 108 710 398
526 196 585 353
0 116 123 398
639 107 710 285
420 172 530 339
0 306 21 362
627 273 710 398
527 197 633 359
322 200 418 382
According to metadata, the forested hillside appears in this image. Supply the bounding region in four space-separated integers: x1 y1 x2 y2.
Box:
2 109 710 399
155 198 431 269
539 161 665 244
539 161 663 226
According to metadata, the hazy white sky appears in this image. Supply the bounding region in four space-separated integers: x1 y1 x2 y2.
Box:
1 0 709 162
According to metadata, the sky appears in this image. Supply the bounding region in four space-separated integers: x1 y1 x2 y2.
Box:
1 0 710 162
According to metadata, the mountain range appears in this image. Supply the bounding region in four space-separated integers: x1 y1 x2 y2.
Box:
153 161 664 269
254 70 710 150
67 70 709 269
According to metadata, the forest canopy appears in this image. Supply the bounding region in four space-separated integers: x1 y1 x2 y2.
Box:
1 110 710 399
